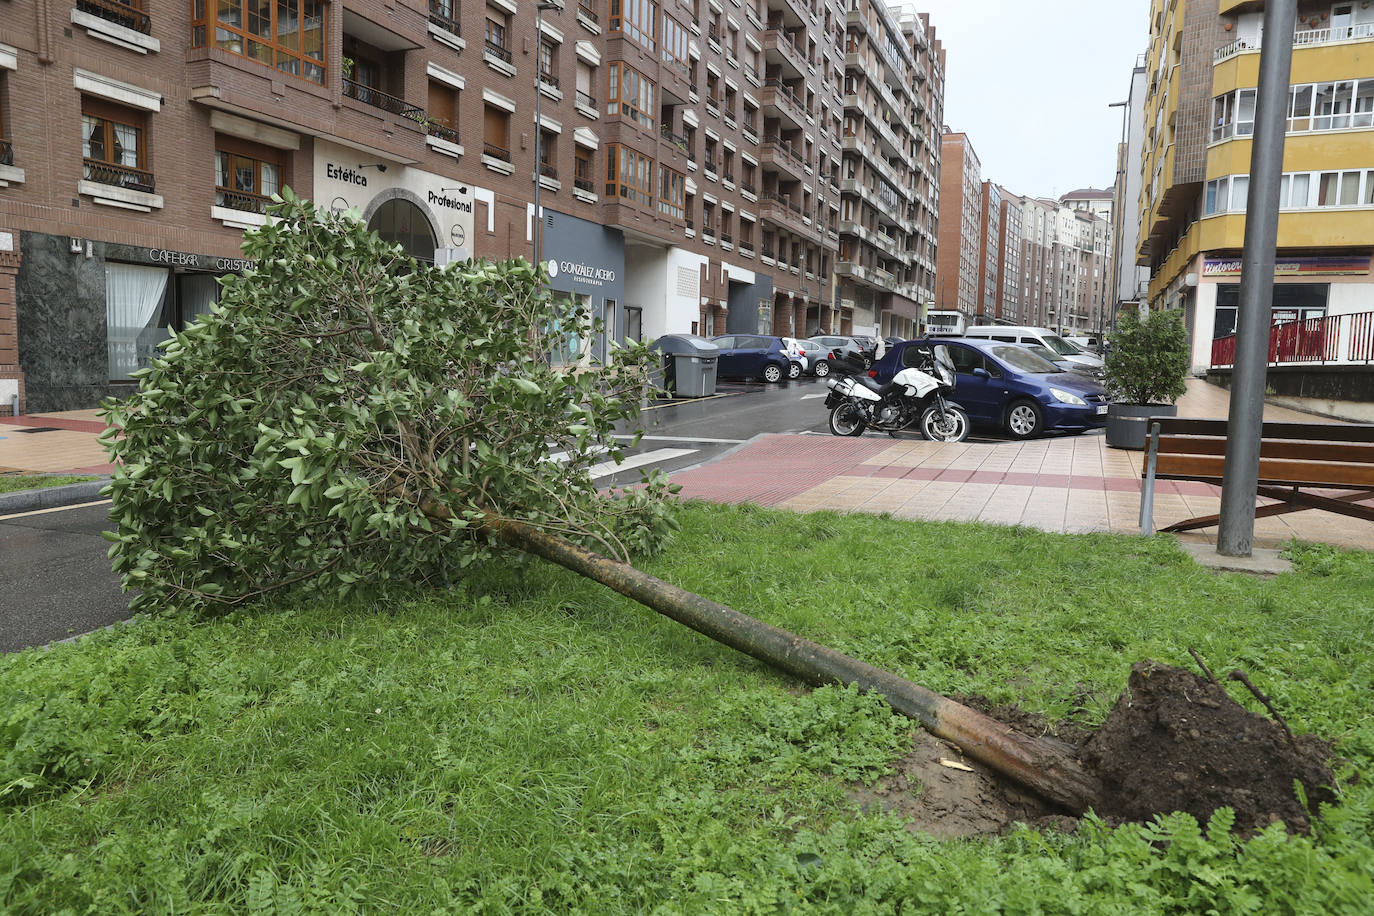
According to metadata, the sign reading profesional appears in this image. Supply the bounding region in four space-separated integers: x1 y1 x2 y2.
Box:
1203 256 1371 278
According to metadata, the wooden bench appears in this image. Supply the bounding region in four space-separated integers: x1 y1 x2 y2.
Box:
1139 417 1374 534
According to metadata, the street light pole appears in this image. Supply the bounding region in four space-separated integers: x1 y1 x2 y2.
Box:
1107 99 1129 340
1217 0 1296 557
532 0 559 271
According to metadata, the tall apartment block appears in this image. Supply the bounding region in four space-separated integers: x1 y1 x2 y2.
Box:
833 3 943 340
0 0 946 413
1137 0 1374 372
935 129 979 316
1007 194 1111 336
1112 55 1151 319
992 184 1020 321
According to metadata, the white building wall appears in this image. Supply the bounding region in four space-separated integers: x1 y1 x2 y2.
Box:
625 247 670 340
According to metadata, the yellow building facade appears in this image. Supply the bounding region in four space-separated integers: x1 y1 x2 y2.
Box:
1137 0 1374 372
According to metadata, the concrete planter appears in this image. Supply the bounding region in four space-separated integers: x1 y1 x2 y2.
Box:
1106 403 1179 450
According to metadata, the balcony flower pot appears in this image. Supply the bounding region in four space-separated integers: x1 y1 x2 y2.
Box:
1103 309 1190 450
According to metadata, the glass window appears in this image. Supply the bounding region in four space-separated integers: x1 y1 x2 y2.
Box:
1235 88 1256 136
606 63 654 128
990 345 1059 374
1354 79 1374 129
215 149 280 212
1289 172 1310 208
194 0 326 84
1318 171 1341 206
1230 176 1249 211
1340 170 1360 206
1289 84 1313 131
106 262 171 381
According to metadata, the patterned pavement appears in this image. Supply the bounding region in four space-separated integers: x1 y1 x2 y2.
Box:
671 380 1374 551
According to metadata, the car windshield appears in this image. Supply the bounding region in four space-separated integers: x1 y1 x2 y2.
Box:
1044 335 1082 356
990 345 1062 374
1024 344 1067 364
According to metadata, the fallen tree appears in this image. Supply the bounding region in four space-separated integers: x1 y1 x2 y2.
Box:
102 192 1101 813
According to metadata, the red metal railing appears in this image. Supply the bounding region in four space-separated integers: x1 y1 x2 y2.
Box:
1211 310 1374 367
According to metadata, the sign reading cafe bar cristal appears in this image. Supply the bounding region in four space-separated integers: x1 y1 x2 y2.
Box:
105 243 258 273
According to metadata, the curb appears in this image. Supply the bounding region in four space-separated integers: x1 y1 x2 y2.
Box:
0 479 111 515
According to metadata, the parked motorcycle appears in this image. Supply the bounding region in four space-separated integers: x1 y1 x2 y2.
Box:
823 343 970 441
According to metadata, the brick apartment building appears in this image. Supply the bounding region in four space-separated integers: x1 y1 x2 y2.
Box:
934 129 978 317
0 0 944 413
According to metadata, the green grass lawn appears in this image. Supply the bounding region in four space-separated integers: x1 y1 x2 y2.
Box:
3 502 1372 914
0 474 100 494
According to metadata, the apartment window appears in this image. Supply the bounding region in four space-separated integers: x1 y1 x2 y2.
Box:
1314 81 1356 130
191 0 327 84
539 39 558 88
574 146 594 192
575 62 596 108
429 0 460 33
483 104 510 160
1211 88 1256 142
485 11 511 62
658 164 684 218
606 63 655 129
426 81 460 142
1279 173 1311 208
538 130 557 179
81 98 152 190
609 0 657 51
0 74 10 166
1317 170 1362 206
1286 79 1374 132
215 141 281 213
605 143 653 205
661 15 689 73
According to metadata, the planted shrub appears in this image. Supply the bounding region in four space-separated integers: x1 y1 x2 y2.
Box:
1104 309 1190 406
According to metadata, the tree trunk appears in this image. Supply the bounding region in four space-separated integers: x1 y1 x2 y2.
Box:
483 514 1104 815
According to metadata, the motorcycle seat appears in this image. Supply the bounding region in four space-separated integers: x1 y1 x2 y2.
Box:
856 375 901 398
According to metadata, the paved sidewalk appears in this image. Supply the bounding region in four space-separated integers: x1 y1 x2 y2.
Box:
3 382 1371 551
670 379 1374 552
0 409 113 475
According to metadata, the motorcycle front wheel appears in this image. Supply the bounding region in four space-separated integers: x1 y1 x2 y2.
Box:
919 405 970 443
828 402 867 437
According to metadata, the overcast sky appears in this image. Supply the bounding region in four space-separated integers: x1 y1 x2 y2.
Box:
913 0 1152 200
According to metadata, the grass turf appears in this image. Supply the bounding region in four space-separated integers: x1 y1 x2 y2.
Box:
2 502 1371 913
0 474 100 494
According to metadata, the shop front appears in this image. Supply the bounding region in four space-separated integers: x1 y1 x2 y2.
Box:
16 235 258 411
540 209 626 365
313 140 474 265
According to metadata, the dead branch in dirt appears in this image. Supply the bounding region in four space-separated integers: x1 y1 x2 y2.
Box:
1188 647 1221 686
1227 668 1296 745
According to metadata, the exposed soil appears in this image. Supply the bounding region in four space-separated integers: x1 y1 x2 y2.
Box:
849 661 1337 839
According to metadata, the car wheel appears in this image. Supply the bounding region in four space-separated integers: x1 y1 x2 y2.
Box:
761 363 784 383
828 402 867 436
788 360 803 380
1005 400 1044 440
813 360 831 378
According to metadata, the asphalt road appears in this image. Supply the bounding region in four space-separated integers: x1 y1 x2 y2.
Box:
0 375 840 653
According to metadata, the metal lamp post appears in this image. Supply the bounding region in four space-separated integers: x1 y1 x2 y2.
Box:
532 0 560 271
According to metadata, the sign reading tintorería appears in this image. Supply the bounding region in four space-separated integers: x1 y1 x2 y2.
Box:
1203 255 1371 278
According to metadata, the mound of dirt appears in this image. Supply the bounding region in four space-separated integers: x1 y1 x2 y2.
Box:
1083 660 1336 836
849 662 1336 839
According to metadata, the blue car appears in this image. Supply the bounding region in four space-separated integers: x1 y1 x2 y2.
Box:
710 334 794 383
870 338 1110 439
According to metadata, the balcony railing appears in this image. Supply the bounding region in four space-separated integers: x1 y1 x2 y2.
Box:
574 176 594 192
1211 310 1374 368
661 125 689 150
741 181 756 196
761 191 802 214
485 39 514 64
578 0 598 22
215 187 273 214
343 79 425 120
0 139 12 167
76 0 151 35
539 70 561 89
720 233 733 246
428 0 461 36
1214 23 1374 61
539 163 558 180
575 90 597 109
427 122 460 144
484 141 512 162
83 159 155 192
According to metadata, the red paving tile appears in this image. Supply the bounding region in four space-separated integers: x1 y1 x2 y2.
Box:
671 434 891 506
0 415 109 434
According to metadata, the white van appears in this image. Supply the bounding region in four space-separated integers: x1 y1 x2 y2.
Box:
962 325 1105 371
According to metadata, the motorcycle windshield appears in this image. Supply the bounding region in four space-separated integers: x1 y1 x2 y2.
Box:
932 345 956 385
